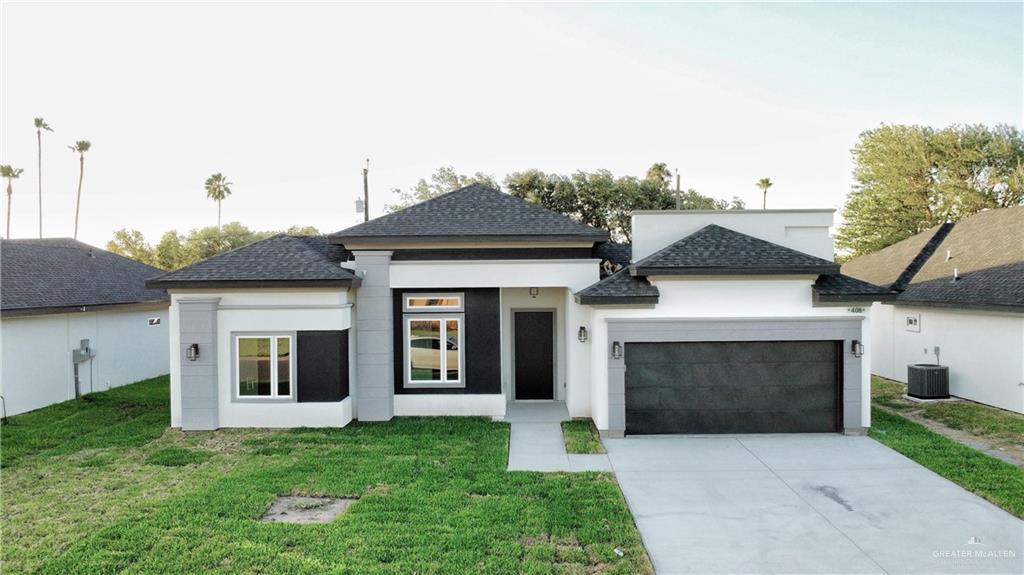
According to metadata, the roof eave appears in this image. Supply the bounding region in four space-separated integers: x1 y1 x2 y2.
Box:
574 295 660 306
887 298 1024 314
811 291 899 307
146 278 360 290
631 264 841 276
1 299 170 318
328 233 609 246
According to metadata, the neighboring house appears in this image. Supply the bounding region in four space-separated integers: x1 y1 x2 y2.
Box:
1 239 170 416
843 207 1024 414
148 184 890 435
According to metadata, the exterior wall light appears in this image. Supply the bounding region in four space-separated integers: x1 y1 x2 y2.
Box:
529 287 539 298
851 340 864 358
611 341 623 359
578 326 588 343
186 343 200 361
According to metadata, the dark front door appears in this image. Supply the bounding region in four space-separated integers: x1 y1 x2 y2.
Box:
513 311 555 400
624 341 841 434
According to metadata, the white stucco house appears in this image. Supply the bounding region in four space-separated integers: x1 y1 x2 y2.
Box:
844 207 1024 414
147 185 892 435
0 238 170 416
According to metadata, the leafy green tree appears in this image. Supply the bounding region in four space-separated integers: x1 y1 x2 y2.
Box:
107 223 321 270
154 230 186 270
506 164 742 241
34 118 53 237
756 177 772 209
2 165 24 239
837 124 1024 256
106 229 155 265
385 166 498 212
204 173 233 229
68 140 91 239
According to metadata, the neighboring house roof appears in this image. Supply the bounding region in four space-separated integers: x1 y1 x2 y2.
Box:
843 207 1024 311
630 224 840 276
146 235 359 289
574 267 659 305
329 184 609 245
1 238 168 316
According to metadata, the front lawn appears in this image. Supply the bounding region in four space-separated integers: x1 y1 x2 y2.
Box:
1 377 651 574
869 407 1024 518
561 420 606 454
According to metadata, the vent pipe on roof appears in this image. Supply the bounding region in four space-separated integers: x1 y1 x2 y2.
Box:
952 268 959 282
945 250 952 262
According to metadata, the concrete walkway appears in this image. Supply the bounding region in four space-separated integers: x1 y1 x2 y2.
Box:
605 434 1023 575
506 402 612 472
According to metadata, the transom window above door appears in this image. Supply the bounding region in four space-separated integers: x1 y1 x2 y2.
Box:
404 293 463 312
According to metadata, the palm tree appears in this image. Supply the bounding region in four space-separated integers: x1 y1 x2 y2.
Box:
757 177 773 209
2 165 24 239
69 140 91 240
204 173 232 230
34 118 53 237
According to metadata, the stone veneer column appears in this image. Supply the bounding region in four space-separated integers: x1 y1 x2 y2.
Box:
178 298 220 431
353 251 395 421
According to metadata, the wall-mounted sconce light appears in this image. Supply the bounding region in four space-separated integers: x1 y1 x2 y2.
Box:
529 287 539 298
851 340 864 358
611 341 623 359
577 326 589 343
186 343 200 361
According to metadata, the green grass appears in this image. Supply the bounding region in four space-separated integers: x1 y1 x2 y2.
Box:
921 402 1024 444
869 408 1024 518
0 375 171 468
871 376 1024 446
1 377 651 574
561 420 606 454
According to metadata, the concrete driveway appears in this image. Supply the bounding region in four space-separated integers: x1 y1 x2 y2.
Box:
604 434 1022 575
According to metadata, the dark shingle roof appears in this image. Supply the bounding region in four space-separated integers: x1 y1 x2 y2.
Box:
574 268 659 305
330 184 608 244
812 273 897 304
841 222 953 289
2 238 168 314
593 241 632 267
631 224 839 276
146 235 358 289
843 207 1024 311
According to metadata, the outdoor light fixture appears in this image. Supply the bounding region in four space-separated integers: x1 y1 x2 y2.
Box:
577 326 588 343
186 343 200 361
529 287 539 298
611 341 623 359
851 340 864 358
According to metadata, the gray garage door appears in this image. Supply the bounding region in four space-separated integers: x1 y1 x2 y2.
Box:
624 341 840 434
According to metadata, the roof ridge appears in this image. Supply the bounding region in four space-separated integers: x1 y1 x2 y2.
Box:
148 233 289 279
890 222 955 292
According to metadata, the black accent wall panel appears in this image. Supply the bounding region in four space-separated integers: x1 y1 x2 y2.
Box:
297 330 349 402
393 288 501 395
624 341 840 434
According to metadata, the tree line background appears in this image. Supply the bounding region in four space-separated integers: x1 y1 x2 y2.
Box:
107 123 1023 270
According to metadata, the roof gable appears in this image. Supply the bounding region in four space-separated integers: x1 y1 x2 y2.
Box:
1 238 168 313
329 184 608 244
631 224 839 276
146 235 357 289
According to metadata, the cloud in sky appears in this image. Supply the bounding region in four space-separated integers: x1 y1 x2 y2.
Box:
1 2 1020 246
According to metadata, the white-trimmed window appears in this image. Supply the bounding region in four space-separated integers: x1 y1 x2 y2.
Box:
404 293 464 312
237 335 293 398
404 316 464 388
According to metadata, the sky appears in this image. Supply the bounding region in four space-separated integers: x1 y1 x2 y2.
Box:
1 2 1021 248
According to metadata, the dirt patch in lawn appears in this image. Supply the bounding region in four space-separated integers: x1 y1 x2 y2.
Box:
260 496 357 524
